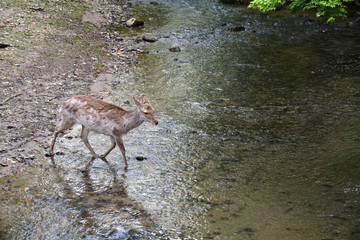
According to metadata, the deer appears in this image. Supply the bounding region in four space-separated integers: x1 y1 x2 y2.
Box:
49 95 158 169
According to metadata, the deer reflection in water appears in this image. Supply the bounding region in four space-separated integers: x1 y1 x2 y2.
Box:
49 156 156 238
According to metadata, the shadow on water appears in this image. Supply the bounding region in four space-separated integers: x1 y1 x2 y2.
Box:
0 154 158 239
54 156 157 239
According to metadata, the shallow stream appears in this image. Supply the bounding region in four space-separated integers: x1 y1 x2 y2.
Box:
1 1 360 239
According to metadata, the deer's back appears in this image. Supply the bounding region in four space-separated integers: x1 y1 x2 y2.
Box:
62 95 126 135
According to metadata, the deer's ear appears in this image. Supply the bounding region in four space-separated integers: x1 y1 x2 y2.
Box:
141 94 150 105
133 96 142 106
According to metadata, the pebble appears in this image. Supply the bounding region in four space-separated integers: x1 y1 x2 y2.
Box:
169 46 181 52
136 156 147 161
126 18 144 27
142 35 157 42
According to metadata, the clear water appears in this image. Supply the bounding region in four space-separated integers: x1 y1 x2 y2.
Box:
1 1 360 239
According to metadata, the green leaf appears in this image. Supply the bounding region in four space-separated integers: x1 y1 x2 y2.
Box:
249 0 353 22
289 0 307 14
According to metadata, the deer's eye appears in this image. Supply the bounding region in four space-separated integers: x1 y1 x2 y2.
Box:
144 112 149 115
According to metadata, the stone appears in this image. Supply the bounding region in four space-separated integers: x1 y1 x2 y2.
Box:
228 25 245 32
126 18 144 27
169 46 181 52
0 43 10 48
142 35 157 42
81 11 106 27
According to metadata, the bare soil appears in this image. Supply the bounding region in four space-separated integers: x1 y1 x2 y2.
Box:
0 0 143 177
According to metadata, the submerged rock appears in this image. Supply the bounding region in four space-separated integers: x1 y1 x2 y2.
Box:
142 35 157 42
228 25 245 32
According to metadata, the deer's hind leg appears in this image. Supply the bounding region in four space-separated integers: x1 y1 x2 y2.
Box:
114 136 128 170
50 114 76 155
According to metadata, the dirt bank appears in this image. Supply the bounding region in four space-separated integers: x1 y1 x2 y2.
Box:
0 0 144 177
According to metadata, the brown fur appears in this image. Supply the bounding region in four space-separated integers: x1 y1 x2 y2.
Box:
49 95 158 169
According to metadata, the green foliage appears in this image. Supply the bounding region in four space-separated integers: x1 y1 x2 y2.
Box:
248 0 286 11
248 0 355 22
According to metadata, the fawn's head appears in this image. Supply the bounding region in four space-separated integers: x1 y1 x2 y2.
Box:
133 95 159 125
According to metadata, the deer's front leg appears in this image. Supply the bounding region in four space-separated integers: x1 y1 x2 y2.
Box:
102 136 116 158
50 116 75 155
81 126 100 158
115 136 128 169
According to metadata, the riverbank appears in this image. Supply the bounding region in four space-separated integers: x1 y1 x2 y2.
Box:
0 0 144 177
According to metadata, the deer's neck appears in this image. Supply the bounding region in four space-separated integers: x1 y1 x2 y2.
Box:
123 108 145 132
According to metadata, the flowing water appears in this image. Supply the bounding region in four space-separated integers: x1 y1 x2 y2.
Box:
1 1 360 239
